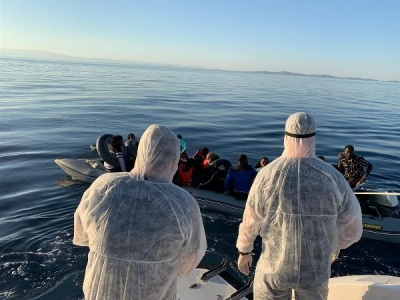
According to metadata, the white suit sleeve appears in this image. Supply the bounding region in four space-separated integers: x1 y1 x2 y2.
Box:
72 180 104 247
178 199 207 277
236 175 264 253
73 209 88 247
73 189 91 247
337 185 363 249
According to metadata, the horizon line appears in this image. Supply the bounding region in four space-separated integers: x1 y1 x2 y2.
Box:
1 48 399 84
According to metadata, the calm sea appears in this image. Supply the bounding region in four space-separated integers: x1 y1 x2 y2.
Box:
0 57 399 299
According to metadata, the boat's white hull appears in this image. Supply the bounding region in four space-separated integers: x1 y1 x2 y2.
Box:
178 265 400 300
327 274 400 300
55 158 105 183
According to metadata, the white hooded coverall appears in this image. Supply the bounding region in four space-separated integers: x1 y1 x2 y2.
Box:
74 124 207 300
236 112 363 300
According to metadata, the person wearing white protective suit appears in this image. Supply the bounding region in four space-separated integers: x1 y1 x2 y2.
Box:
236 112 363 300
73 124 207 300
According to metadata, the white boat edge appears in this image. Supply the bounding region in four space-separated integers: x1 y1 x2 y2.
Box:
177 262 400 300
327 274 400 300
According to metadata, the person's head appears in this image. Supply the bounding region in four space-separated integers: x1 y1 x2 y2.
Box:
344 145 355 159
260 157 270 167
127 133 135 140
282 112 316 158
317 155 326 161
238 154 248 165
200 147 209 157
206 152 220 163
131 124 180 182
111 135 124 150
177 134 182 140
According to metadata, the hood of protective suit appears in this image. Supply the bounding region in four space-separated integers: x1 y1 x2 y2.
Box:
282 112 316 158
131 124 180 182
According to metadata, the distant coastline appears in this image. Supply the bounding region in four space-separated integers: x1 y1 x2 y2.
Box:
1 48 398 84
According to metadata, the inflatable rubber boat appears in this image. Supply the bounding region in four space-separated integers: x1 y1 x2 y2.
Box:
55 135 400 244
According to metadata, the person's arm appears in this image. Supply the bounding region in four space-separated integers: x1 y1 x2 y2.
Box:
236 200 263 253
357 156 373 183
73 189 92 247
337 153 344 172
361 158 373 182
236 175 264 253
337 184 363 249
236 179 264 275
178 199 207 277
115 150 127 172
73 177 108 247
73 210 89 247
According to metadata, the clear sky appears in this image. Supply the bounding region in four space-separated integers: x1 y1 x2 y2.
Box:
1 0 399 81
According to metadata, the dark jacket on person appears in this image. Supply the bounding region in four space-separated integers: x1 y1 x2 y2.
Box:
224 163 258 194
198 159 232 193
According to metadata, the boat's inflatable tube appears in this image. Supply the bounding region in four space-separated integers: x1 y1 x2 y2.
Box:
96 134 119 167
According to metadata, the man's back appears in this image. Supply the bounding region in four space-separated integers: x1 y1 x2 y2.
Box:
74 172 206 300
248 157 362 286
236 112 363 300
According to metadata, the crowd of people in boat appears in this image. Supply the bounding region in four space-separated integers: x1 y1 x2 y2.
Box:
73 113 366 300
103 131 373 198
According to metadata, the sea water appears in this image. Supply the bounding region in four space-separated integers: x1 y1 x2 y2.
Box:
0 57 399 299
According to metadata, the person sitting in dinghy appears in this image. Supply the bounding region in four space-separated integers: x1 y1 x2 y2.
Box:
198 158 232 193
194 152 220 186
254 156 270 171
337 145 373 189
176 158 195 186
191 147 209 187
104 135 130 172
224 154 257 200
177 134 189 163
125 132 138 168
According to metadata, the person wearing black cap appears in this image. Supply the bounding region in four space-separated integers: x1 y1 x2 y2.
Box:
236 112 363 300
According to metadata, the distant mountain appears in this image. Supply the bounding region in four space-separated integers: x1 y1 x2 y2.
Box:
1 48 398 83
0 49 80 61
0 48 194 69
248 70 380 82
